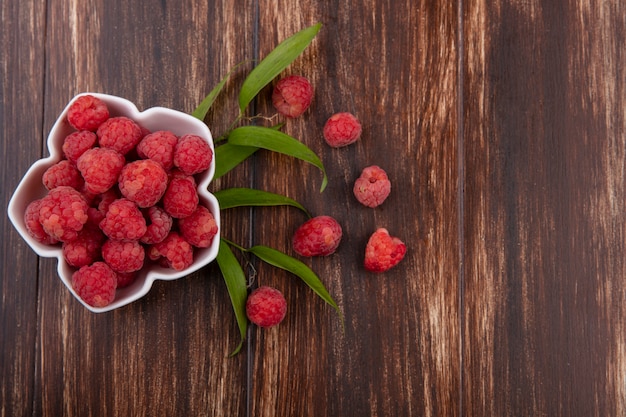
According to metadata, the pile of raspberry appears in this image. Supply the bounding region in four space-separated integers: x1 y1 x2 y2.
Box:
23 95 218 308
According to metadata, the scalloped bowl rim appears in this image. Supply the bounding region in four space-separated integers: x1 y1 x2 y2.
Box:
7 92 220 313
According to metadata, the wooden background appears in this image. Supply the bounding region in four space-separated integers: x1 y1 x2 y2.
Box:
1 0 624 416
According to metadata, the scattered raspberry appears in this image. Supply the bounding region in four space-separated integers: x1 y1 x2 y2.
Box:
178 205 218 248
24 199 59 245
97 116 143 155
99 198 147 241
38 186 89 242
173 134 213 175
62 225 105 268
62 131 97 164
116 271 137 288
72 262 117 307
77 147 125 194
271 75 314 118
162 176 198 218
323 112 362 147
364 228 407 272
102 239 145 273
148 232 193 271
137 130 178 170
246 286 287 328
67 95 110 132
118 159 168 207
292 215 342 257
141 206 173 244
353 165 391 208
42 160 84 190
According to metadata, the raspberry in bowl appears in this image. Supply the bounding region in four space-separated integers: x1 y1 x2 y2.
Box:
7 93 220 313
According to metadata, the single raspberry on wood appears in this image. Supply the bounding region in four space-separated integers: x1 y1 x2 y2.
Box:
364 228 407 272
353 165 391 208
323 112 362 148
72 262 117 308
246 286 287 328
292 215 342 257
67 95 110 132
271 75 314 118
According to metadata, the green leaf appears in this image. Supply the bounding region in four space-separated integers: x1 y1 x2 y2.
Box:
238 22 322 113
214 143 259 179
228 126 328 192
192 61 249 121
247 245 343 323
216 239 249 356
214 188 310 216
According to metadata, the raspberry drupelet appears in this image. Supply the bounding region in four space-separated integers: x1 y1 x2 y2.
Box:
137 130 178 171
364 228 407 272
353 165 392 208
323 112 362 148
97 116 143 155
178 205 218 248
99 198 147 241
118 159 168 208
38 186 89 242
173 134 213 176
77 147 125 194
72 262 117 308
67 95 110 132
271 75 314 118
246 286 287 328
292 215 342 257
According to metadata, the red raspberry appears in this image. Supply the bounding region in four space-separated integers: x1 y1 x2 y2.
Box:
323 112 362 147
178 205 218 248
271 75 314 118
246 286 287 328
99 198 147 241
292 215 342 257
38 186 89 242
162 176 198 218
141 206 173 244
148 232 193 271
137 130 178 171
24 199 59 245
173 134 213 175
353 165 391 208
97 116 143 155
118 159 168 208
364 228 407 272
72 262 117 308
67 95 110 132
62 131 97 164
62 225 105 268
116 271 137 288
102 239 145 273
42 160 84 190
77 147 125 194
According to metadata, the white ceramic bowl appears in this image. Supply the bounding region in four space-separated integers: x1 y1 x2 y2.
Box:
7 93 220 313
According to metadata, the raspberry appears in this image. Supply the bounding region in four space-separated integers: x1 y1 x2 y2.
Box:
116 271 137 288
38 186 89 242
323 112 362 147
148 232 193 271
364 228 407 272
77 147 125 194
99 198 147 241
62 131 97 164
62 225 105 268
72 262 117 308
118 159 168 207
178 205 218 248
292 215 342 257
24 199 59 245
102 239 145 273
173 134 213 175
246 286 287 328
353 165 391 208
162 176 198 218
271 75 314 118
42 160 84 190
67 95 110 131
141 206 173 244
137 130 178 170
97 116 143 155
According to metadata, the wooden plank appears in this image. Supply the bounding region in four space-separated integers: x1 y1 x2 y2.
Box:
34 1 254 415
251 2 460 415
0 1 46 416
462 0 626 415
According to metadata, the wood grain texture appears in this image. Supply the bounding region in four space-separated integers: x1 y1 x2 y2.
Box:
462 0 626 415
